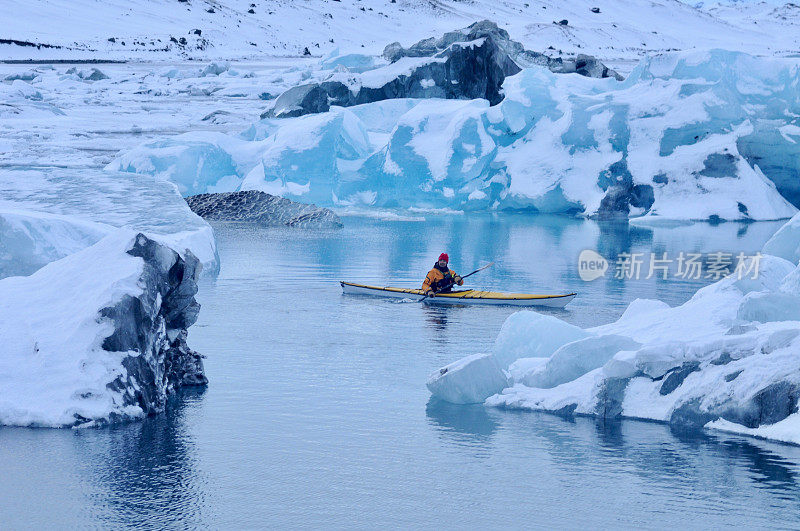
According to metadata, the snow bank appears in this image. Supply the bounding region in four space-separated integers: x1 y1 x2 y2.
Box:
0 231 206 428
430 214 800 445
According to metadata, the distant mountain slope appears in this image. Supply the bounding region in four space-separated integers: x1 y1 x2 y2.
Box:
2 0 798 62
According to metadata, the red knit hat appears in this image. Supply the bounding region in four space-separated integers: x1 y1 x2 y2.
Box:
438 253 449 263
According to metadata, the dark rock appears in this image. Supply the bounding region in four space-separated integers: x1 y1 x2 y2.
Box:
737 202 749 215
595 159 655 219
595 377 629 418
96 234 206 426
267 83 331 118
84 68 109 81
185 190 343 229
192 29 202 36
591 7 600 13
659 362 700 395
556 19 569 25
710 352 734 365
725 370 744 382
382 41 404 62
698 152 738 178
596 185 632 220
553 403 579 417
670 399 717 428
248 8 255 13
721 381 800 428
303 46 311 55
206 7 215 12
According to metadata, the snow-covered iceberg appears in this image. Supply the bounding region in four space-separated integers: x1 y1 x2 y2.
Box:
266 21 619 119
110 49 799 221
0 231 206 428
0 169 218 279
429 212 800 445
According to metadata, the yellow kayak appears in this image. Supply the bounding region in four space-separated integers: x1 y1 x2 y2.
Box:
340 282 576 308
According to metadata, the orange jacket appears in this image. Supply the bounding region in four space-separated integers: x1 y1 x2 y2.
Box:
422 266 463 292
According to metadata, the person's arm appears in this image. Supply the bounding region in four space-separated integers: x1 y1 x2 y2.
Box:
451 270 464 285
422 271 436 294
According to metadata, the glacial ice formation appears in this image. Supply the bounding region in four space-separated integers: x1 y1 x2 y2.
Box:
111 49 800 221
0 169 218 278
186 190 343 228
428 211 800 444
0 231 206 428
266 21 619 119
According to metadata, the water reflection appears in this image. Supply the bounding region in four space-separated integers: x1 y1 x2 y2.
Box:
76 388 207 527
425 398 499 451
492 407 800 504
423 305 450 339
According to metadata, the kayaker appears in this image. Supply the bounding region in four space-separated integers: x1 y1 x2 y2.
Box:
422 253 463 297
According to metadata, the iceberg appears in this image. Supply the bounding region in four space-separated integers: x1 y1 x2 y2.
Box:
0 231 206 428
0 169 218 278
431 211 800 445
266 21 618 119
186 190 343 228
112 49 800 221
426 353 509 405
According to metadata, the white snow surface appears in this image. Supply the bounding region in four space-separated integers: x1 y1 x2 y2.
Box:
3 0 799 65
0 168 218 278
111 49 800 220
428 212 800 445
0 230 156 427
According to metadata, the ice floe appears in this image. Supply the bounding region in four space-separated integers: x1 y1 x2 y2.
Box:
429 211 800 445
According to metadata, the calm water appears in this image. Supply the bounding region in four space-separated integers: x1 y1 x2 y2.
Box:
3 214 800 529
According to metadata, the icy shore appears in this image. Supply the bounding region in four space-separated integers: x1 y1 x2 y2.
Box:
428 212 800 445
0 231 206 428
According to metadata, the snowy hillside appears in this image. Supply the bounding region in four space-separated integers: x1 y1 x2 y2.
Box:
3 0 800 64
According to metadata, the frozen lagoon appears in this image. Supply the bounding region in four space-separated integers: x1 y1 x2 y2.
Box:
3 215 800 527
4 57 800 526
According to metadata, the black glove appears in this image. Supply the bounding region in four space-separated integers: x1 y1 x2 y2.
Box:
454 275 463 284
425 289 435 297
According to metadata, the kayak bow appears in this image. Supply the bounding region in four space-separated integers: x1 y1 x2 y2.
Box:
340 282 576 308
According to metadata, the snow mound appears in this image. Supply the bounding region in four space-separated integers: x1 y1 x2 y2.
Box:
0 231 206 428
431 215 800 445
112 50 800 221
